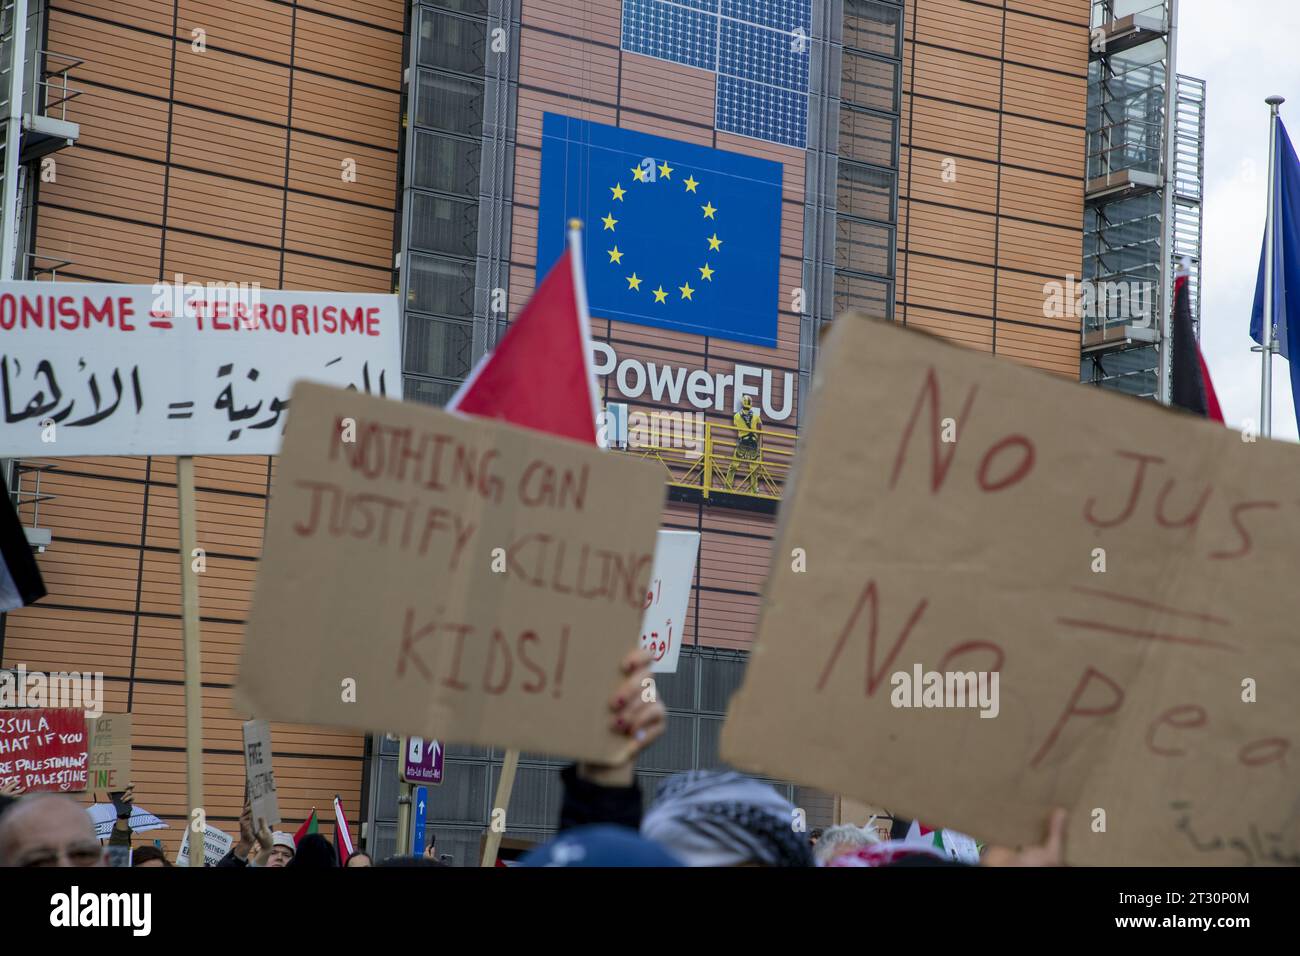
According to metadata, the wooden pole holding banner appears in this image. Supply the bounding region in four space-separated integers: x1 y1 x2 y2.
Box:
480 748 519 866
176 456 205 866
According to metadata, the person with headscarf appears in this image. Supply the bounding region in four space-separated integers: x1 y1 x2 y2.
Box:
639 770 815 867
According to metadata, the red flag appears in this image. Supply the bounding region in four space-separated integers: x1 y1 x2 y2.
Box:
447 225 600 445
1169 265 1224 423
333 795 354 866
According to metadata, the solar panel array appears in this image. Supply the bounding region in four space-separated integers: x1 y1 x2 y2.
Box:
622 0 812 148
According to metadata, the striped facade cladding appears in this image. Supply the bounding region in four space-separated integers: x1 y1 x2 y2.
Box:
896 0 1089 376
3 0 407 858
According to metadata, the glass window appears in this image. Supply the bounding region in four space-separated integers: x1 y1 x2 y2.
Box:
844 0 902 58
422 0 489 16
413 131 482 198
837 162 894 223
409 192 479 258
418 7 487 76
833 272 892 319
839 106 895 168
403 374 461 407
415 70 485 138
841 50 898 112
407 252 475 318
836 218 892 278
404 313 474 379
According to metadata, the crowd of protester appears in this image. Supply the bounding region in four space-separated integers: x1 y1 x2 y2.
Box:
0 649 1065 868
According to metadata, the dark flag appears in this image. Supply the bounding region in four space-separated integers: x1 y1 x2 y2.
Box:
1169 263 1224 422
0 471 46 611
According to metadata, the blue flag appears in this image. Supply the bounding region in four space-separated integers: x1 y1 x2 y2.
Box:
537 113 782 347
1250 116 1300 431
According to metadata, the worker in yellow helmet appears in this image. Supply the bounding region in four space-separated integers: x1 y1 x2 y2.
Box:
725 395 762 492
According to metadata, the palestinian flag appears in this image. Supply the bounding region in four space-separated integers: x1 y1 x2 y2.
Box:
293 809 318 846
333 795 354 866
1170 260 1224 422
0 470 45 612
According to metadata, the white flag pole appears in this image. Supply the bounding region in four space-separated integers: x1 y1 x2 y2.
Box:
1261 95 1286 439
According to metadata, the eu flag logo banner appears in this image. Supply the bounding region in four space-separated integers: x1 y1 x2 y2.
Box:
537 113 782 348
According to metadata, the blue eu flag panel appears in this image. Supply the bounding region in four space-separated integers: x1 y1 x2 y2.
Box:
537 113 782 348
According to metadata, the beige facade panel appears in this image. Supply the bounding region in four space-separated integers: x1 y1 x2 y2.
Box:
620 53 716 129
34 207 163 283
162 231 283 288
178 0 295 64
171 105 288 187
173 44 291 126
295 8 405 90
48 12 172 99
292 71 401 149
289 132 399 207
521 0 621 45
62 87 171 162
909 47 1003 112
522 29 621 103
911 0 1003 51
38 150 167 226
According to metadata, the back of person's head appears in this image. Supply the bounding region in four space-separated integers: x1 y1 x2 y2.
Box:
641 770 814 867
0 793 103 867
375 854 448 867
345 851 372 867
813 823 879 865
131 845 172 867
520 825 683 867
286 833 336 867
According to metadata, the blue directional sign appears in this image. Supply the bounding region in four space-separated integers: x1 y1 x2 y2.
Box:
411 785 428 856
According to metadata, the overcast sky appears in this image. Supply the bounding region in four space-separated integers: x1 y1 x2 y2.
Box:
1179 0 1300 439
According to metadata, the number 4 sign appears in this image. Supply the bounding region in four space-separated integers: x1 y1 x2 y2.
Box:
400 736 444 786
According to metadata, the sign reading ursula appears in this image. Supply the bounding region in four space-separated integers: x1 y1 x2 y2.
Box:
537 113 782 348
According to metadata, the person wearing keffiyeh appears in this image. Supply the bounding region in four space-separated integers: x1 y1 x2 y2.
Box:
640 770 815 867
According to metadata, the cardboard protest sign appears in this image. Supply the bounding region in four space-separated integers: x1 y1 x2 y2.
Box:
175 825 233 867
0 708 88 792
640 530 700 673
85 714 131 791
242 719 281 827
235 382 665 763
722 315 1300 866
0 281 399 457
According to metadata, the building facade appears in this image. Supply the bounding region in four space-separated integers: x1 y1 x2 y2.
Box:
3 0 1099 864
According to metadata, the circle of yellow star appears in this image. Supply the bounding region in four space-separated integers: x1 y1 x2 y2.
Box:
699 263 715 282
602 213 618 231
631 165 647 182
607 246 623 264
658 160 673 179
627 273 642 291
683 175 699 193
611 183 626 201
652 286 668 303
679 281 695 300
707 233 722 251
701 201 717 219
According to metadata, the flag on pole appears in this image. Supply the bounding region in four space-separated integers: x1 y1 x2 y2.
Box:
0 471 45 612
333 794 354 866
293 808 318 846
446 222 601 445
1250 113 1300 432
1170 260 1224 422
